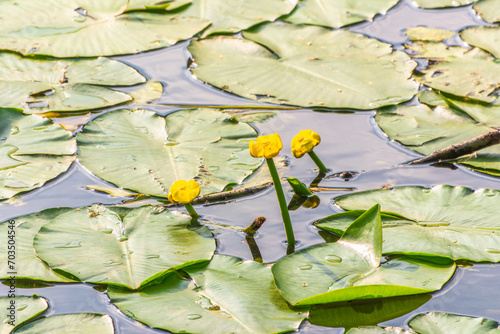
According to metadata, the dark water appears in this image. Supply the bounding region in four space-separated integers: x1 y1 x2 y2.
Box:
1 0 499 332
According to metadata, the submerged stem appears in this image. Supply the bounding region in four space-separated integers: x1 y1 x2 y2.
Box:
307 150 329 173
266 158 296 247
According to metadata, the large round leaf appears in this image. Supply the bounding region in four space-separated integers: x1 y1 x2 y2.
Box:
327 185 500 262
0 109 76 200
461 26 500 58
283 0 398 28
473 0 500 23
375 103 500 176
77 108 262 198
188 23 418 110
178 0 297 36
0 295 48 333
0 0 210 57
0 53 145 114
0 210 74 282
272 205 455 305
108 255 305 334
33 205 215 289
12 313 114 334
408 312 500 333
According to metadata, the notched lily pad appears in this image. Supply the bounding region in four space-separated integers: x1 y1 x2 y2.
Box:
0 0 210 57
33 205 216 289
0 53 145 114
77 108 262 198
0 109 76 200
284 0 398 29
189 23 418 110
272 205 455 305
322 185 500 262
108 255 305 334
177 0 297 36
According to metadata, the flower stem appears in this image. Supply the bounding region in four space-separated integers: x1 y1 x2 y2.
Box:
307 150 329 173
183 203 199 218
266 158 295 247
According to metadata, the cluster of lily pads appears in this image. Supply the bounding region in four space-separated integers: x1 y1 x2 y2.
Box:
2 0 500 333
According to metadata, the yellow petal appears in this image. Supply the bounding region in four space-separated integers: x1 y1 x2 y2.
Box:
169 179 200 203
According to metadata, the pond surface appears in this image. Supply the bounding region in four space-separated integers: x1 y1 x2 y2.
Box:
1 0 500 332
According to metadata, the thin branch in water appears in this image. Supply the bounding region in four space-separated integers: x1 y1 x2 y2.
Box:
405 130 500 165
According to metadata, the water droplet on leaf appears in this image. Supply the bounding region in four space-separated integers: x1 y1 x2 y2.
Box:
299 265 313 270
325 255 342 263
187 314 202 320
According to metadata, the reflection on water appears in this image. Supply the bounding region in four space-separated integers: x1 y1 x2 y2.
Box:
1 0 500 332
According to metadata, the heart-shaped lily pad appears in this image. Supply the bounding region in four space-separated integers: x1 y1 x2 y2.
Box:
77 108 262 198
319 185 500 262
0 109 76 200
33 205 215 289
188 23 418 110
108 255 305 334
272 205 455 305
0 0 210 57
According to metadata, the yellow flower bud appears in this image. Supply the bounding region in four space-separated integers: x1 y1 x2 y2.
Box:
249 133 283 159
168 180 200 204
291 130 321 158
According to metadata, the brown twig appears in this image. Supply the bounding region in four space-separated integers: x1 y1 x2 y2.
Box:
405 130 500 165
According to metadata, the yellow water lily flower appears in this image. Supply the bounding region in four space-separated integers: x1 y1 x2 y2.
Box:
168 180 200 204
249 133 283 159
291 130 321 158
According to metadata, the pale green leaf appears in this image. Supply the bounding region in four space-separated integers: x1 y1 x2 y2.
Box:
12 313 114 334
461 26 500 58
413 0 476 8
0 296 48 334
474 0 500 23
409 312 500 333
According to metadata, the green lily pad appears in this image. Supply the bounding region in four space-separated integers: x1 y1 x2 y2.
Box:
33 205 215 289
412 0 476 8
473 0 500 23
126 0 191 11
0 0 210 57
461 26 500 58
0 109 76 200
323 185 500 262
0 210 75 282
108 255 305 334
309 294 431 328
347 326 413 333
406 27 455 42
77 108 262 198
0 295 48 334
408 312 500 333
406 42 474 59
188 23 418 110
12 313 114 334
272 205 455 305
178 0 297 36
375 102 500 176
413 46 500 102
283 0 398 28
129 81 163 105
0 53 145 114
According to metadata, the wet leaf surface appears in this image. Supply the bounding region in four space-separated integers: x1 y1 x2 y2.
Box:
12 313 115 334
0 295 48 333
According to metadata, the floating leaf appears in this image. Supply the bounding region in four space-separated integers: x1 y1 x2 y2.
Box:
272 205 455 305
126 0 191 11
33 205 215 289
108 255 305 334
412 0 476 8
77 108 261 198
322 185 500 262
129 81 163 105
0 109 76 200
0 0 210 57
413 46 500 102
406 27 455 42
178 0 297 36
375 103 500 176
0 210 74 282
283 0 398 28
12 313 114 334
0 53 145 114
461 26 500 58
473 0 500 23
0 295 48 333
347 326 413 333
189 23 418 110
408 312 500 333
